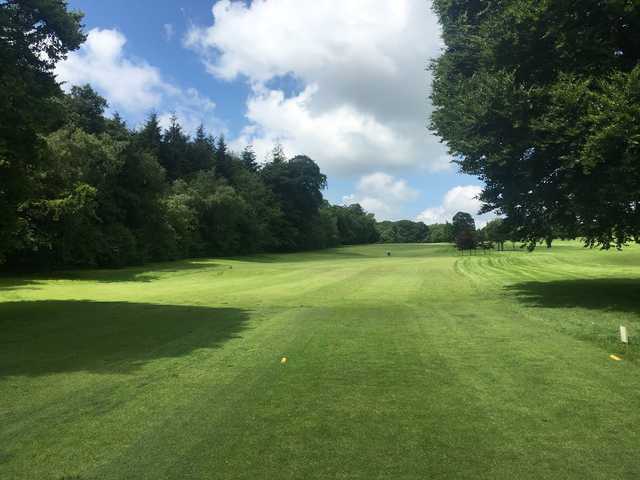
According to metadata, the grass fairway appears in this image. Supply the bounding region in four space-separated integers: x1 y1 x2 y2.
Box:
1 242 640 479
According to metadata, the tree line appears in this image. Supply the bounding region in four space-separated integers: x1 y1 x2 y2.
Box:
374 220 458 244
0 1 379 269
2 85 380 269
374 213 521 252
374 217 511 248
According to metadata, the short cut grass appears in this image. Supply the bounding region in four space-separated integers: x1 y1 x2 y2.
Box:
1 242 639 479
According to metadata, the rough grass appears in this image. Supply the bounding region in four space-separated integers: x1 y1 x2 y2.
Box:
1 242 639 479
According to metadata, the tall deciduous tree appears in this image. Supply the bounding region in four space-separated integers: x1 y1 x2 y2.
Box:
0 0 85 262
482 218 509 251
261 152 327 250
426 222 453 243
452 211 476 250
63 84 108 134
431 0 640 249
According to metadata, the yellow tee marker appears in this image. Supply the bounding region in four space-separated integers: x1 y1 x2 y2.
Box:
609 354 622 361
280 356 288 364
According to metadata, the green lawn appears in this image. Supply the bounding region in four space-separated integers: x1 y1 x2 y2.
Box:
1 242 640 479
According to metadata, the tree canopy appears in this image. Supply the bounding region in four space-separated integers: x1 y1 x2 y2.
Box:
451 211 477 250
0 0 85 262
426 222 453 243
431 0 640 249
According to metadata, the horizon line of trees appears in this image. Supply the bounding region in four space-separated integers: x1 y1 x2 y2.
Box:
375 213 550 252
375 217 517 247
375 219 457 244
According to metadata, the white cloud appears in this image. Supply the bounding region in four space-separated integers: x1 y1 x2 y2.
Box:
416 185 496 227
56 28 221 133
186 0 450 176
230 85 413 173
342 172 418 220
164 23 175 41
56 29 167 113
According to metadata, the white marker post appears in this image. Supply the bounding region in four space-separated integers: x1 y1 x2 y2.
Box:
620 326 629 344
620 325 630 357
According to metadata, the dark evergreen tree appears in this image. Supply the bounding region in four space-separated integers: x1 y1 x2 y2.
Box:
241 145 259 172
160 114 188 180
137 112 163 156
214 135 234 181
187 124 215 173
105 112 130 140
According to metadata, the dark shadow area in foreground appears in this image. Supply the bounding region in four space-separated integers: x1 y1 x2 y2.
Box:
0 301 249 378
506 277 640 314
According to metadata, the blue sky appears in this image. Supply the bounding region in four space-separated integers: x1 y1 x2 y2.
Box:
61 0 489 225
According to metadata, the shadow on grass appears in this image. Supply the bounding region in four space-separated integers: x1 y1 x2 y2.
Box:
506 277 640 314
0 260 229 290
0 301 249 378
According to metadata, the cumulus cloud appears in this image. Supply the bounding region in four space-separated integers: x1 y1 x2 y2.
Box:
56 28 221 133
342 172 418 220
416 185 496 227
186 0 450 176
56 28 169 112
231 85 413 173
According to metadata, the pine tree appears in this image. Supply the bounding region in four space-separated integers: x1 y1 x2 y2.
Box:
160 114 188 180
138 112 163 155
241 145 259 172
214 135 233 181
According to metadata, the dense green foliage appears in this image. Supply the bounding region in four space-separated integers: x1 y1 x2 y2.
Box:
376 220 459 244
0 2 378 269
2 87 378 268
425 222 454 243
376 220 429 243
330 203 379 245
0 0 85 263
431 0 640 249
2 242 640 479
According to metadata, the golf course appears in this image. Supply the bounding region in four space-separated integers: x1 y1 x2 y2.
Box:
1 242 639 479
